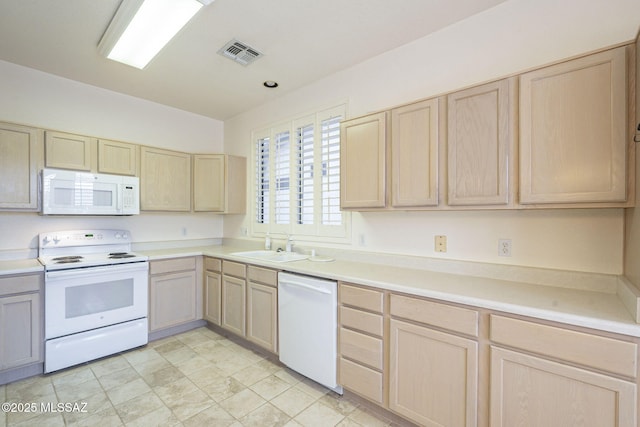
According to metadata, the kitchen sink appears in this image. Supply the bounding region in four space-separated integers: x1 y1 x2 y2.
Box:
230 250 308 263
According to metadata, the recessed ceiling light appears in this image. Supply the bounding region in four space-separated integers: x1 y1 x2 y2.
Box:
263 81 279 88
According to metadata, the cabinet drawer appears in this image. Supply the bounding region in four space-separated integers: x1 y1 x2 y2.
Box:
248 266 277 287
0 274 42 297
390 294 478 337
223 261 246 279
340 327 383 369
490 315 638 378
150 257 196 275
204 257 222 272
339 357 383 404
340 306 383 337
340 283 384 313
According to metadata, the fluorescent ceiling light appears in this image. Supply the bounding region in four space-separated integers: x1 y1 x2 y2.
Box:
98 0 213 69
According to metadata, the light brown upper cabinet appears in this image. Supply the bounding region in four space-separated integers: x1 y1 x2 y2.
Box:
97 139 138 176
340 112 387 209
519 46 630 206
636 31 640 145
0 122 42 211
447 78 517 206
45 130 95 171
140 146 191 211
391 98 439 207
193 154 246 213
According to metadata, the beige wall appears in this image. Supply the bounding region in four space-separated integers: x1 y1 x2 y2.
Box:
0 60 225 254
224 0 640 274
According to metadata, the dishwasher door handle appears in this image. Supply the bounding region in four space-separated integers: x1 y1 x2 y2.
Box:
279 279 332 294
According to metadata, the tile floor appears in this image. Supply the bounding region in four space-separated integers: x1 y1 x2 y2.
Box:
0 327 405 426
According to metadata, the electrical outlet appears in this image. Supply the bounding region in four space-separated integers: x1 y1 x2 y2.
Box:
499 239 512 257
435 235 447 253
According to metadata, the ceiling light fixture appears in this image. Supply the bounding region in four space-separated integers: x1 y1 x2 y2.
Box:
98 0 214 69
263 81 279 88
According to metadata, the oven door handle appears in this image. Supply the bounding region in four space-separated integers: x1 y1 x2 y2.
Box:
46 262 148 279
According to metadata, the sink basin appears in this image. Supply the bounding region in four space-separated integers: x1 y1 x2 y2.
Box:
231 250 308 263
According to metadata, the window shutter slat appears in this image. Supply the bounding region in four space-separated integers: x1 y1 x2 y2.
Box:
321 116 342 226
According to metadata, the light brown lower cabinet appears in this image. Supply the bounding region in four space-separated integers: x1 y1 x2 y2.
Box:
490 314 638 427
0 273 42 371
149 257 200 332
338 283 385 404
246 266 278 353
203 257 222 325
220 260 247 336
490 346 636 427
388 318 478 427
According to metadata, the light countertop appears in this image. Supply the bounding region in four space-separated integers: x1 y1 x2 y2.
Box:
0 258 43 276
2 243 638 337
141 244 640 338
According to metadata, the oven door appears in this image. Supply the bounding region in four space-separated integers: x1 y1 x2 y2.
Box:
45 262 148 339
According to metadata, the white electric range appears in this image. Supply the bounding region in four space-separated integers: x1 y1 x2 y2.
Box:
38 229 149 373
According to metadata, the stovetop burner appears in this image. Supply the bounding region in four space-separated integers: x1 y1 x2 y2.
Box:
109 253 136 259
54 259 83 264
52 255 84 261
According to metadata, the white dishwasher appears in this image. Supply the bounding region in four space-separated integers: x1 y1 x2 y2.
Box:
278 272 343 394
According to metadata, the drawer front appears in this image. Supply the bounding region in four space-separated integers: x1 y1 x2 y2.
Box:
340 327 383 370
204 257 222 272
150 257 196 275
340 283 384 313
340 306 383 337
223 260 246 279
0 273 42 296
390 294 478 337
339 357 384 404
490 315 638 378
248 266 277 287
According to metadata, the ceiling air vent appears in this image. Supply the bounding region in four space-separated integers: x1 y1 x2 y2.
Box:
218 39 262 66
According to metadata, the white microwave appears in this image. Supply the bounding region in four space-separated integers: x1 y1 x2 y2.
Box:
42 168 140 215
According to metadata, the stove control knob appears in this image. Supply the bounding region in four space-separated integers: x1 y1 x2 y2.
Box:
53 235 60 244
115 233 122 239
42 236 51 245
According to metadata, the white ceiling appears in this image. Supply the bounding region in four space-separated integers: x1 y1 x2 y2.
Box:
0 0 507 121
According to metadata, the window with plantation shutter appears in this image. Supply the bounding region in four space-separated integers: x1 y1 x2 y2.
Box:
255 136 270 224
296 123 314 225
252 104 349 241
274 130 290 225
321 116 342 226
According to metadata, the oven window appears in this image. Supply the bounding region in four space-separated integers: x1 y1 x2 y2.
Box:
65 279 134 318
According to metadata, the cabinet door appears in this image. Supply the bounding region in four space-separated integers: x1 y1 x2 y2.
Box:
246 281 277 352
490 346 637 427
98 139 138 176
340 112 387 209
140 146 191 211
221 275 246 336
0 122 42 210
636 32 640 143
391 98 439 207
448 78 515 206
204 270 221 325
193 154 225 212
389 318 478 427
0 293 41 370
45 131 95 171
520 47 628 205
149 271 197 332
